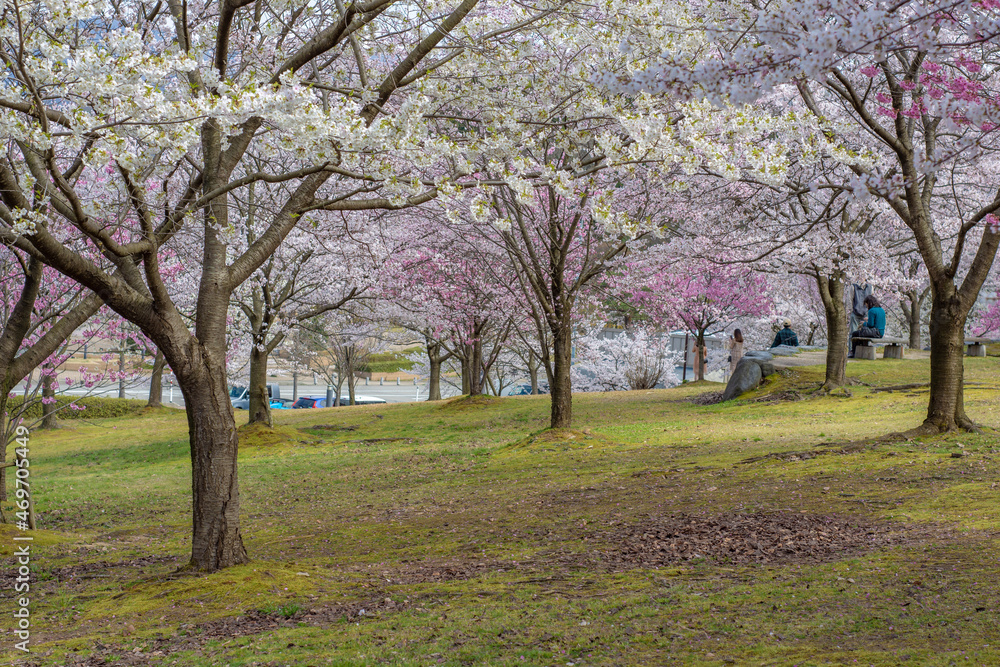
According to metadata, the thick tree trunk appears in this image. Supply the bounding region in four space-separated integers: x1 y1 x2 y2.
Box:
817 273 848 389
40 371 58 429
470 339 485 395
247 344 272 427
176 361 249 570
147 350 166 408
550 325 573 428
923 295 972 431
427 355 442 401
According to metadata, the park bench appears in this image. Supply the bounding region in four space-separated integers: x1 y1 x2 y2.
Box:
851 336 907 360
965 337 993 357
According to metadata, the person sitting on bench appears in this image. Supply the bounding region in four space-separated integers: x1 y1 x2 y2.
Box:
771 318 799 348
849 295 885 358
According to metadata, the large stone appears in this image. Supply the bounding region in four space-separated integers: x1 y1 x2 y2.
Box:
769 345 800 356
759 361 776 377
744 350 774 362
722 358 763 401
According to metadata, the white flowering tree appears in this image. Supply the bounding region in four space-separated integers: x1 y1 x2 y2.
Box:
0 0 578 570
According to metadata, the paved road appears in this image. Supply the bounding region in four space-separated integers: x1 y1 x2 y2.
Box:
17 379 462 409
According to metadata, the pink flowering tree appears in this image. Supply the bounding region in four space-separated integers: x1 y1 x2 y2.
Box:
619 249 773 380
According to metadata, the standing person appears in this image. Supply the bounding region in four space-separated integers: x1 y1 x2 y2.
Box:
849 295 886 358
727 328 745 375
849 281 873 341
771 319 799 347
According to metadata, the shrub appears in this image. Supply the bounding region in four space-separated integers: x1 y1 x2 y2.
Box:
6 395 149 421
358 347 420 374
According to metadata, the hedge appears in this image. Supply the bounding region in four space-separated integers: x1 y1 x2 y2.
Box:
5 395 149 421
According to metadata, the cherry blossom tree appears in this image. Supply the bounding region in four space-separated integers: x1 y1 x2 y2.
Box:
619 248 772 380
612 0 1000 430
0 0 583 570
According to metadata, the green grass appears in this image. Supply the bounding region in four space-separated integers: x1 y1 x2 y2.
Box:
3 354 1000 665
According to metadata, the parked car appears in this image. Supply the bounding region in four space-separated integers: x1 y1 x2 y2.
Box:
291 396 328 409
502 383 548 396
230 383 281 410
291 394 388 408
341 395 387 406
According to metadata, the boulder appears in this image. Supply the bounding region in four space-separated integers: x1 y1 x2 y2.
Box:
722 358 763 401
769 345 800 356
759 361 776 377
744 350 773 361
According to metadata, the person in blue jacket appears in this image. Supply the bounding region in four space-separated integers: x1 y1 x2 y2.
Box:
849 295 886 358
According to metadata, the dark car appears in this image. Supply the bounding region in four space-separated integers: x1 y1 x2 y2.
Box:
291 396 328 409
503 383 548 396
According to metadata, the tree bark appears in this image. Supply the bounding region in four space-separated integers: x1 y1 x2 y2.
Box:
147 350 166 408
424 338 452 401
470 338 484 395
901 288 927 350
176 358 249 570
40 370 58 429
816 272 848 389
459 348 472 395
247 344 272 427
427 352 442 401
528 350 540 394
118 348 126 398
923 294 972 431
550 324 573 428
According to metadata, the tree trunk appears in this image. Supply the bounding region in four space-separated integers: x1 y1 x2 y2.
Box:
427 343 442 401
40 371 58 429
147 350 166 408
470 339 484 395
0 390 10 503
817 273 848 389
923 294 972 431
118 348 126 398
550 324 573 428
176 361 249 570
460 349 472 395
693 336 707 381
247 344 272 427
901 288 927 350
528 351 540 394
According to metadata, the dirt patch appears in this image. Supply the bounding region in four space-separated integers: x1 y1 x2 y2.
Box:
749 390 804 403
304 424 358 432
598 512 949 569
499 428 618 454
688 391 724 405
39 597 408 666
336 437 418 446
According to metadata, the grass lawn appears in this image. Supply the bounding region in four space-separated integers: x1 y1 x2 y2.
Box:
2 355 1000 666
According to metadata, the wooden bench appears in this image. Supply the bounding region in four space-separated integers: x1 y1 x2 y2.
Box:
851 336 907 360
965 337 993 357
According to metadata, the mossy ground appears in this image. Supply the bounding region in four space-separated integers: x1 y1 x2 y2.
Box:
2 355 1000 666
